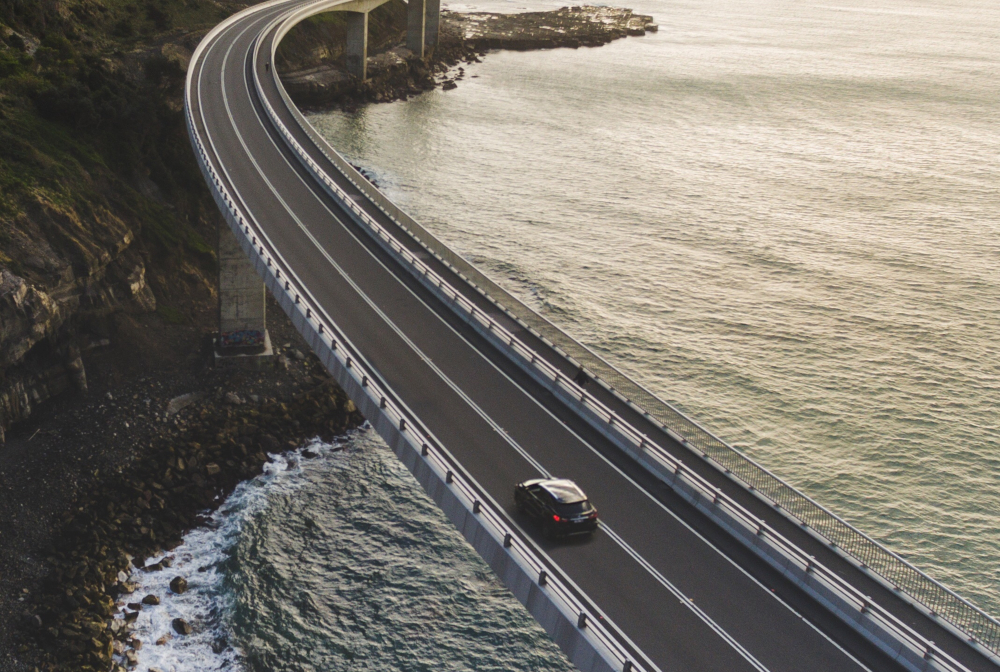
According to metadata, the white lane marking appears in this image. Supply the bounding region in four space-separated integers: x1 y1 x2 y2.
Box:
600 523 771 672
201 15 869 672
233 63 777 672
202 18 664 672
238 72 875 670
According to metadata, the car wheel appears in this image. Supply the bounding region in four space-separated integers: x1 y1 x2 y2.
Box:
542 522 557 540
515 499 526 515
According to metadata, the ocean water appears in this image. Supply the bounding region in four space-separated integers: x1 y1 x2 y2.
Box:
129 433 575 671
307 0 1000 616
136 1 999 668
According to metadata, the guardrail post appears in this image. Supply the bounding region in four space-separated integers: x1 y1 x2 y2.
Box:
538 570 547 587
577 612 587 628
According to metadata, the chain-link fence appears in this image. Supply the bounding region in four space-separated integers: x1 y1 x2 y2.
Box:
317 150 1000 658
271 71 1000 655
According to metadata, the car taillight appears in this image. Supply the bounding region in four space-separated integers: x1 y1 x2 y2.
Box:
552 515 561 522
589 512 598 519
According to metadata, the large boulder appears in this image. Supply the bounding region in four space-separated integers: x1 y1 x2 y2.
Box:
169 576 188 594
171 618 192 635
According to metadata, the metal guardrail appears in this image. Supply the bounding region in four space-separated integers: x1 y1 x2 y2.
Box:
184 11 654 672
188 2 1000 667
255 20 978 671
262 16 1000 661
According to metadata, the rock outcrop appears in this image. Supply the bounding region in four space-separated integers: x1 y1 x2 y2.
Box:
0 22 221 443
279 5 656 109
17 379 362 671
0 221 159 441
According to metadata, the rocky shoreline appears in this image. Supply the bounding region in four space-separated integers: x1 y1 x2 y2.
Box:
281 5 657 109
0 300 364 672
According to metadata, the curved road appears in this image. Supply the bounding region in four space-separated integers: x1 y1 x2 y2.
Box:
186 2 994 671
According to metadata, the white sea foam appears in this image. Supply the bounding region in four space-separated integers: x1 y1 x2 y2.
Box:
124 436 354 672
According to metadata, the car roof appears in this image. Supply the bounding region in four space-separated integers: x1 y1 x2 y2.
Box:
537 479 587 504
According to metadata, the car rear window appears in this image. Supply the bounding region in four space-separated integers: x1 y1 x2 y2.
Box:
542 480 587 503
555 501 590 516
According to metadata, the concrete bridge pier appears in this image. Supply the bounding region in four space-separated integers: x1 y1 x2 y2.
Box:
424 0 440 49
216 227 272 365
406 0 439 58
345 11 368 80
406 0 426 57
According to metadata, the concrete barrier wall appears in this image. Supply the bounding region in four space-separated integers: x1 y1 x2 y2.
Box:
185 15 651 670
262 21 1000 664
252 16 976 670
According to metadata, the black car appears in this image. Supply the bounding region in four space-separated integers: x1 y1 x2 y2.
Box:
514 478 598 539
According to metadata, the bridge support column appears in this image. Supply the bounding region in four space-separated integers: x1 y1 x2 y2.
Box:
424 0 440 49
406 0 426 58
345 11 368 80
216 226 272 365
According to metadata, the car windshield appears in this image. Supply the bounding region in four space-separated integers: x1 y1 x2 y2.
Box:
542 480 587 504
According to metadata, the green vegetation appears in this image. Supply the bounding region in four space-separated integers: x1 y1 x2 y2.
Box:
0 0 239 296
155 302 186 323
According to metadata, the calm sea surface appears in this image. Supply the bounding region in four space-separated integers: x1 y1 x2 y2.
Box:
137 1 1000 668
310 0 1000 611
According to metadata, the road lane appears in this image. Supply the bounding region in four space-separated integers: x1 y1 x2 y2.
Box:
187 5 927 671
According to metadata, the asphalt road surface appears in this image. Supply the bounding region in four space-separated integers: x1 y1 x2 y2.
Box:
187 4 994 670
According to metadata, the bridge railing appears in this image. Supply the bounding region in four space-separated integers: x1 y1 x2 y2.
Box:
259 25 1000 665
185 108 655 672
185 17 659 671
249 33 984 671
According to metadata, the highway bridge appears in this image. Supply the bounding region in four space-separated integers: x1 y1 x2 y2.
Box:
185 2 1000 670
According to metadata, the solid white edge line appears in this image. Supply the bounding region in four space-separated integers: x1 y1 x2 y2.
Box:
240 28 875 672
194 15 660 670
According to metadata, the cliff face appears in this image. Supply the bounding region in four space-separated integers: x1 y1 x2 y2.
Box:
0 190 155 442
0 0 251 442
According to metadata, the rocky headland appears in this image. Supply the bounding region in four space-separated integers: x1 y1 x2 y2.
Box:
280 5 657 109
